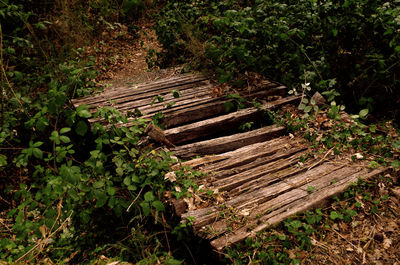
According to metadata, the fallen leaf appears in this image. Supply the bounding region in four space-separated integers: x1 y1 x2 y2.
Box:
240 209 250 216
183 197 195 210
164 172 177 182
216 195 225 204
383 238 392 249
355 153 364 159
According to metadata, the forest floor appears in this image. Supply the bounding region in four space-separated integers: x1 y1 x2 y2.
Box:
82 15 400 265
88 18 182 90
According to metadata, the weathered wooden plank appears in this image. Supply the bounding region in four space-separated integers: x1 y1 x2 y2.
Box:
205 143 305 176
182 162 345 226
171 142 306 215
204 146 307 182
174 136 293 170
85 81 288 128
87 88 214 125
164 96 300 145
172 125 286 159
85 81 213 112
209 167 388 250
73 74 208 105
136 90 213 116
212 150 309 192
114 84 213 112
201 165 365 240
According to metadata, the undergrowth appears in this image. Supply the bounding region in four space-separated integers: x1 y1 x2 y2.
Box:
155 0 400 121
224 174 400 264
0 1 193 263
1 0 400 264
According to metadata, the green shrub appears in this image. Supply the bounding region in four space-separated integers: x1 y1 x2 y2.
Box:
155 0 400 117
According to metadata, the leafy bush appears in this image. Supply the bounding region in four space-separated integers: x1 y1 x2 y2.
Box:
155 0 400 118
0 1 182 263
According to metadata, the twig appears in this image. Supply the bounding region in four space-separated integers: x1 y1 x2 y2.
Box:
307 147 334 171
332 228 363 255
15 211 73 263
126 186 145 212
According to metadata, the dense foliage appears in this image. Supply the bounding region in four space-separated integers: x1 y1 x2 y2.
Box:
155 0 400 118
0 0 191 263
1 0 399 263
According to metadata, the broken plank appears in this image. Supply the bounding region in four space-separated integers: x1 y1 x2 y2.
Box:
172 125 286 159
164 96 300 145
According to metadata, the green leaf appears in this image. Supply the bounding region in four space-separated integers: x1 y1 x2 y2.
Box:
359 109 368 119
59 135 71 143
107 186 116 196
60 164 81 184
156 95 164 103
94 190 108 208
152 200 165 211
0 154 7 167
60 127 71 134
128 185 137 191
123 176 131 186
329 211 343 220
171 90 180 98
80 211 90 224
50 131 60 145
93 181 105 188
304 106 312 113
32 141 44 147
35 22 46 30
77 105 92 118
75 120 88 136
165 258 184 265
144 191 155 202
140 201 150 216
132 174 140 183
290 220 302 229
32 148 43 159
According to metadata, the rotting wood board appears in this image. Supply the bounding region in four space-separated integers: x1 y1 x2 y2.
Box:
73 73 387 253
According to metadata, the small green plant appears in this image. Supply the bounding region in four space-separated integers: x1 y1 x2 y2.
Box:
239 121 253 131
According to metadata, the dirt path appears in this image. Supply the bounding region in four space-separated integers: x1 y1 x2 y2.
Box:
89 18 183 91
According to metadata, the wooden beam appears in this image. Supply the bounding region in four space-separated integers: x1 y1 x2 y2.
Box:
171 125 286 159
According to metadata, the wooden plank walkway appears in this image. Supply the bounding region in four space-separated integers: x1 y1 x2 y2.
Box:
73 73 388 252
